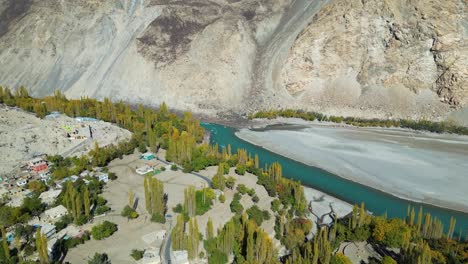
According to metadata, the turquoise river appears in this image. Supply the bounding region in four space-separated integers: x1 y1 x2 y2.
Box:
202 123 468 238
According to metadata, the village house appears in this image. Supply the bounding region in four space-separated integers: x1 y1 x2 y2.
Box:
141 152 156 161
173 250 189 264
136 165 154 175
39 189 62 205
97 173 109 183
35 223 57 239
16 179 28 187
44 205 68 221
28 158 48 173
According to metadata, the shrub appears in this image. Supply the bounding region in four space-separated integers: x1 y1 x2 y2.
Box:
171 164 178 171
246 205 269 226
161 166 166 171
230 193 243 214
237 184 248 194
208 249 228 264
211 174 226 190
218 194 225 203
94 205 111 215
235 163 246 175
88 253 111 264
130 249 144 261
226 176 236 189
121 205 138 219
195 188 214 215
271 199 281 212
252 195 259 203
108 172 117 180
65 231 91 249
173 203 183 213
91 221 118 240
381 256 397 264
330 253 353 264
151 213 166 223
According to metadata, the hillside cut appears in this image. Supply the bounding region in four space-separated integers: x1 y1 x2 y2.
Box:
0 0 466 121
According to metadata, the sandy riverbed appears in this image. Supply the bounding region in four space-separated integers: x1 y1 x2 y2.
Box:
236 118 468 213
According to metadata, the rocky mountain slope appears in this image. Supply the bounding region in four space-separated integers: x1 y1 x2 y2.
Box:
0 0 466 122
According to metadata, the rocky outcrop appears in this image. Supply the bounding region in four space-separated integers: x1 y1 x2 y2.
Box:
280 0 467 120
0 0 466 121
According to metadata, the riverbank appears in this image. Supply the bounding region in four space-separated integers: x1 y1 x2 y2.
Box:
236 118 468 213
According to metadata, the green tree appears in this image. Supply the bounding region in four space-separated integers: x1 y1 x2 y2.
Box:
91 221 118 240
330 253 352 264
206 217 214 240
88 253 111 264
83 186 91 218
184 186 196 217
1 226 10 263
381 256 397 264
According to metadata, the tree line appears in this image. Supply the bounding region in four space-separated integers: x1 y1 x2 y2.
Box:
250 109 468 135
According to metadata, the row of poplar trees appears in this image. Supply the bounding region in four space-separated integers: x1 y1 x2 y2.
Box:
144 176 166 222
63 181 91 223
172 215 200 260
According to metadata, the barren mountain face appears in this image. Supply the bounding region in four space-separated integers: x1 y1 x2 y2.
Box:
0 0 466 121
281 0 468 120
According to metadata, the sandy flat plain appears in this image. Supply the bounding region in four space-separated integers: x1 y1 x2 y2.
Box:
237 119 468 213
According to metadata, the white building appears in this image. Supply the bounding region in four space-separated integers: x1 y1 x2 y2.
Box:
173 250 189 264
38 224 56 238
97 173 109 183
16 179 28 187
39 189 62 205
44 205 68 221
136 165 154 175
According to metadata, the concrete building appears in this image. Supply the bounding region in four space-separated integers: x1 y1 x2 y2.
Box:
97 173 109 183
16 179 28 187
136 165 154 175
37 224 56 239
39 189 62 205
173 250 189 264
141 152 156 161
44 205 68 221
28 158 48 173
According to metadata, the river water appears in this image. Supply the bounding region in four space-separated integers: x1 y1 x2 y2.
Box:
202 123 468 237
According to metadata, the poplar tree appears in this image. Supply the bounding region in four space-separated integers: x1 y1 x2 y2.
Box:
417 206 423 232
268 162 283 182
187 217 199 259
184 186 196 217
128 189 134 208
358 202 366 227
144 177 151 213
254 154 259 169
447 217 456 240
1 226 10 262
206 217 214 240
84 186 91 218
172 215 185 250
75 194 82 223
35 229 49 264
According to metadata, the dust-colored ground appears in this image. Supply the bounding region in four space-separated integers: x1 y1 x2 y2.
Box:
64 153 166 263
65 150 279 262
337 241 381 264
0 106 131 175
